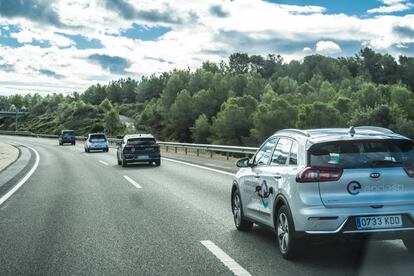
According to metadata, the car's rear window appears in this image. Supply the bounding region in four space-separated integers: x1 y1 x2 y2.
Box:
90 134 106 142
309 140 414 168
127 138 156 145
63 131 74 137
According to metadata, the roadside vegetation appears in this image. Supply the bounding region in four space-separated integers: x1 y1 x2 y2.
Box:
1 47 414 145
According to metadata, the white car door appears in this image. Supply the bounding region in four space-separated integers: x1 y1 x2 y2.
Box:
242 137 277 222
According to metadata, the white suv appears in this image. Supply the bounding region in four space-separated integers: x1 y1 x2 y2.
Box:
231 127 414 259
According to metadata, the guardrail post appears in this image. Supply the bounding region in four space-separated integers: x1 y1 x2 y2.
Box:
185 148 187 155
166 145 169 152
196 149 199 156
210 151 213 158
175 147 177 153
226 152 229 160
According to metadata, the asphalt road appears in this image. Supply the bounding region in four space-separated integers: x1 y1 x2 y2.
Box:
0 135 413 276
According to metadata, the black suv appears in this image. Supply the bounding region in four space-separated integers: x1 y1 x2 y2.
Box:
117 134 161 167
59 130 76 145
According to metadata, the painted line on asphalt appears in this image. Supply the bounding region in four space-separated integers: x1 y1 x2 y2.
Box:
99 160 109 166
123 175 142 189
162 157 235 177
200 240 251 276
0 145 40 206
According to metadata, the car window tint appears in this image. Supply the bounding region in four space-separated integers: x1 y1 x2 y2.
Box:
271 138 292 165
90 134 106 141
255 138 277 165
309 140 414 168
127 138 156 145
289 142 298 165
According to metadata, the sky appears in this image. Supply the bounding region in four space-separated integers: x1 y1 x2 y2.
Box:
0 0 413 95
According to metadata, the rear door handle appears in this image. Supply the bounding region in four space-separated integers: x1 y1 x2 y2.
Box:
273 174 282 179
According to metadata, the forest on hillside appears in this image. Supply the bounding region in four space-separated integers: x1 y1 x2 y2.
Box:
1 47 414 146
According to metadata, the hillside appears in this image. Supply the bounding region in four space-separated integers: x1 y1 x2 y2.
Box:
1 48 414 145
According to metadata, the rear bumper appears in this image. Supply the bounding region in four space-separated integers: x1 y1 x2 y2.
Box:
123 154 160 162
293 205 414 240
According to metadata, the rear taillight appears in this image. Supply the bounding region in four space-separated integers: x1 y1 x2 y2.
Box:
404 165 414 178
297 167 343 183
123 144 133 153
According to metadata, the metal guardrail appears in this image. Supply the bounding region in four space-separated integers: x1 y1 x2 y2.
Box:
0 131 259 160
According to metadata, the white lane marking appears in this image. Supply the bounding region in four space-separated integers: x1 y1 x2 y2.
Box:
99 160 108 166
0 145 40 206
123 175 142 189
162 157 235 177
201 240 252 276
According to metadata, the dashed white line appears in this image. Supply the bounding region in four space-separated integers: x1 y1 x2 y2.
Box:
99 160 108 166
0 145 40 206
123 175 142 189
201 240 252 276
162 157 235 177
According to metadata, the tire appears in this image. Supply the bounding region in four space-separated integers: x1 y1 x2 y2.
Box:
105 148 109 152
403 236 414 253
231 188 253 231
155 159 161 166
276 205 300 260
84 148 87 153
122 158 128 167
72 142 75 145
59 142 62 146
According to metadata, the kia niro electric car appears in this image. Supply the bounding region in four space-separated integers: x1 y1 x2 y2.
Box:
117 134 161 167
84 133 109 153
231 127 414 259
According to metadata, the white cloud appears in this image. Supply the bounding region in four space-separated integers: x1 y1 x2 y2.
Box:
315 41 342 55
0 0 413 94
368 0 414 14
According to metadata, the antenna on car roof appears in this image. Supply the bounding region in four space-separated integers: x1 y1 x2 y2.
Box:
349 126 356 137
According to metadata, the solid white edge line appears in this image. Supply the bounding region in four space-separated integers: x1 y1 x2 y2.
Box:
99 160 108 166
200 240 252 276
123 175 142 189
0 145 40 206
162 157 235 177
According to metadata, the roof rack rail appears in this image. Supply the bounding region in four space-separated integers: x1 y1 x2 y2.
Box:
355 126 394 134
275 129 310 137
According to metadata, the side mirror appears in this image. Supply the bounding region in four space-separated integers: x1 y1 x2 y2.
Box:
236 157 252 168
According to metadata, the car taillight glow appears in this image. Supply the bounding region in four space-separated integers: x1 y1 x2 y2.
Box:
297 167 343 183
404 165 414 178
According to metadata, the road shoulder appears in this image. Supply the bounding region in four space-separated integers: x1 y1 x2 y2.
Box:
0 143 20 173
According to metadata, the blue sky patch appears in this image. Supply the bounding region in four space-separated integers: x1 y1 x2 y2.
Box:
268 0 414 16
121 23 171 41
56 33 103 49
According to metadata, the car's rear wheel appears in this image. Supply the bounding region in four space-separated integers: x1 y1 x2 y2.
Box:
72 142 75 145
403 236 414 253
231 188 253 231
155 160 161 166
276 205 300 260
122 158 128 167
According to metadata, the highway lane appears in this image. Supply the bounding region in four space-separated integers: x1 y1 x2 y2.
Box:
1 135 414 275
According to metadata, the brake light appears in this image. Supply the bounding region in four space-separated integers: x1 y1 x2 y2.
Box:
297 167 343 183
404 165 414 178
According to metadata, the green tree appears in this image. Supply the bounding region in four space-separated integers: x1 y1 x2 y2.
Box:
104 108 123 136
211 96 257 145
167 89 194 141
191 114 211 143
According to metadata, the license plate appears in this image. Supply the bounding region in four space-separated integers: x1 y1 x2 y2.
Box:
136 155 149 160
356 215 402 230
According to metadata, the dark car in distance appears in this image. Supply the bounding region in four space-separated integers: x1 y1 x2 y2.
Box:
59 130 75 145
117 134 161 167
